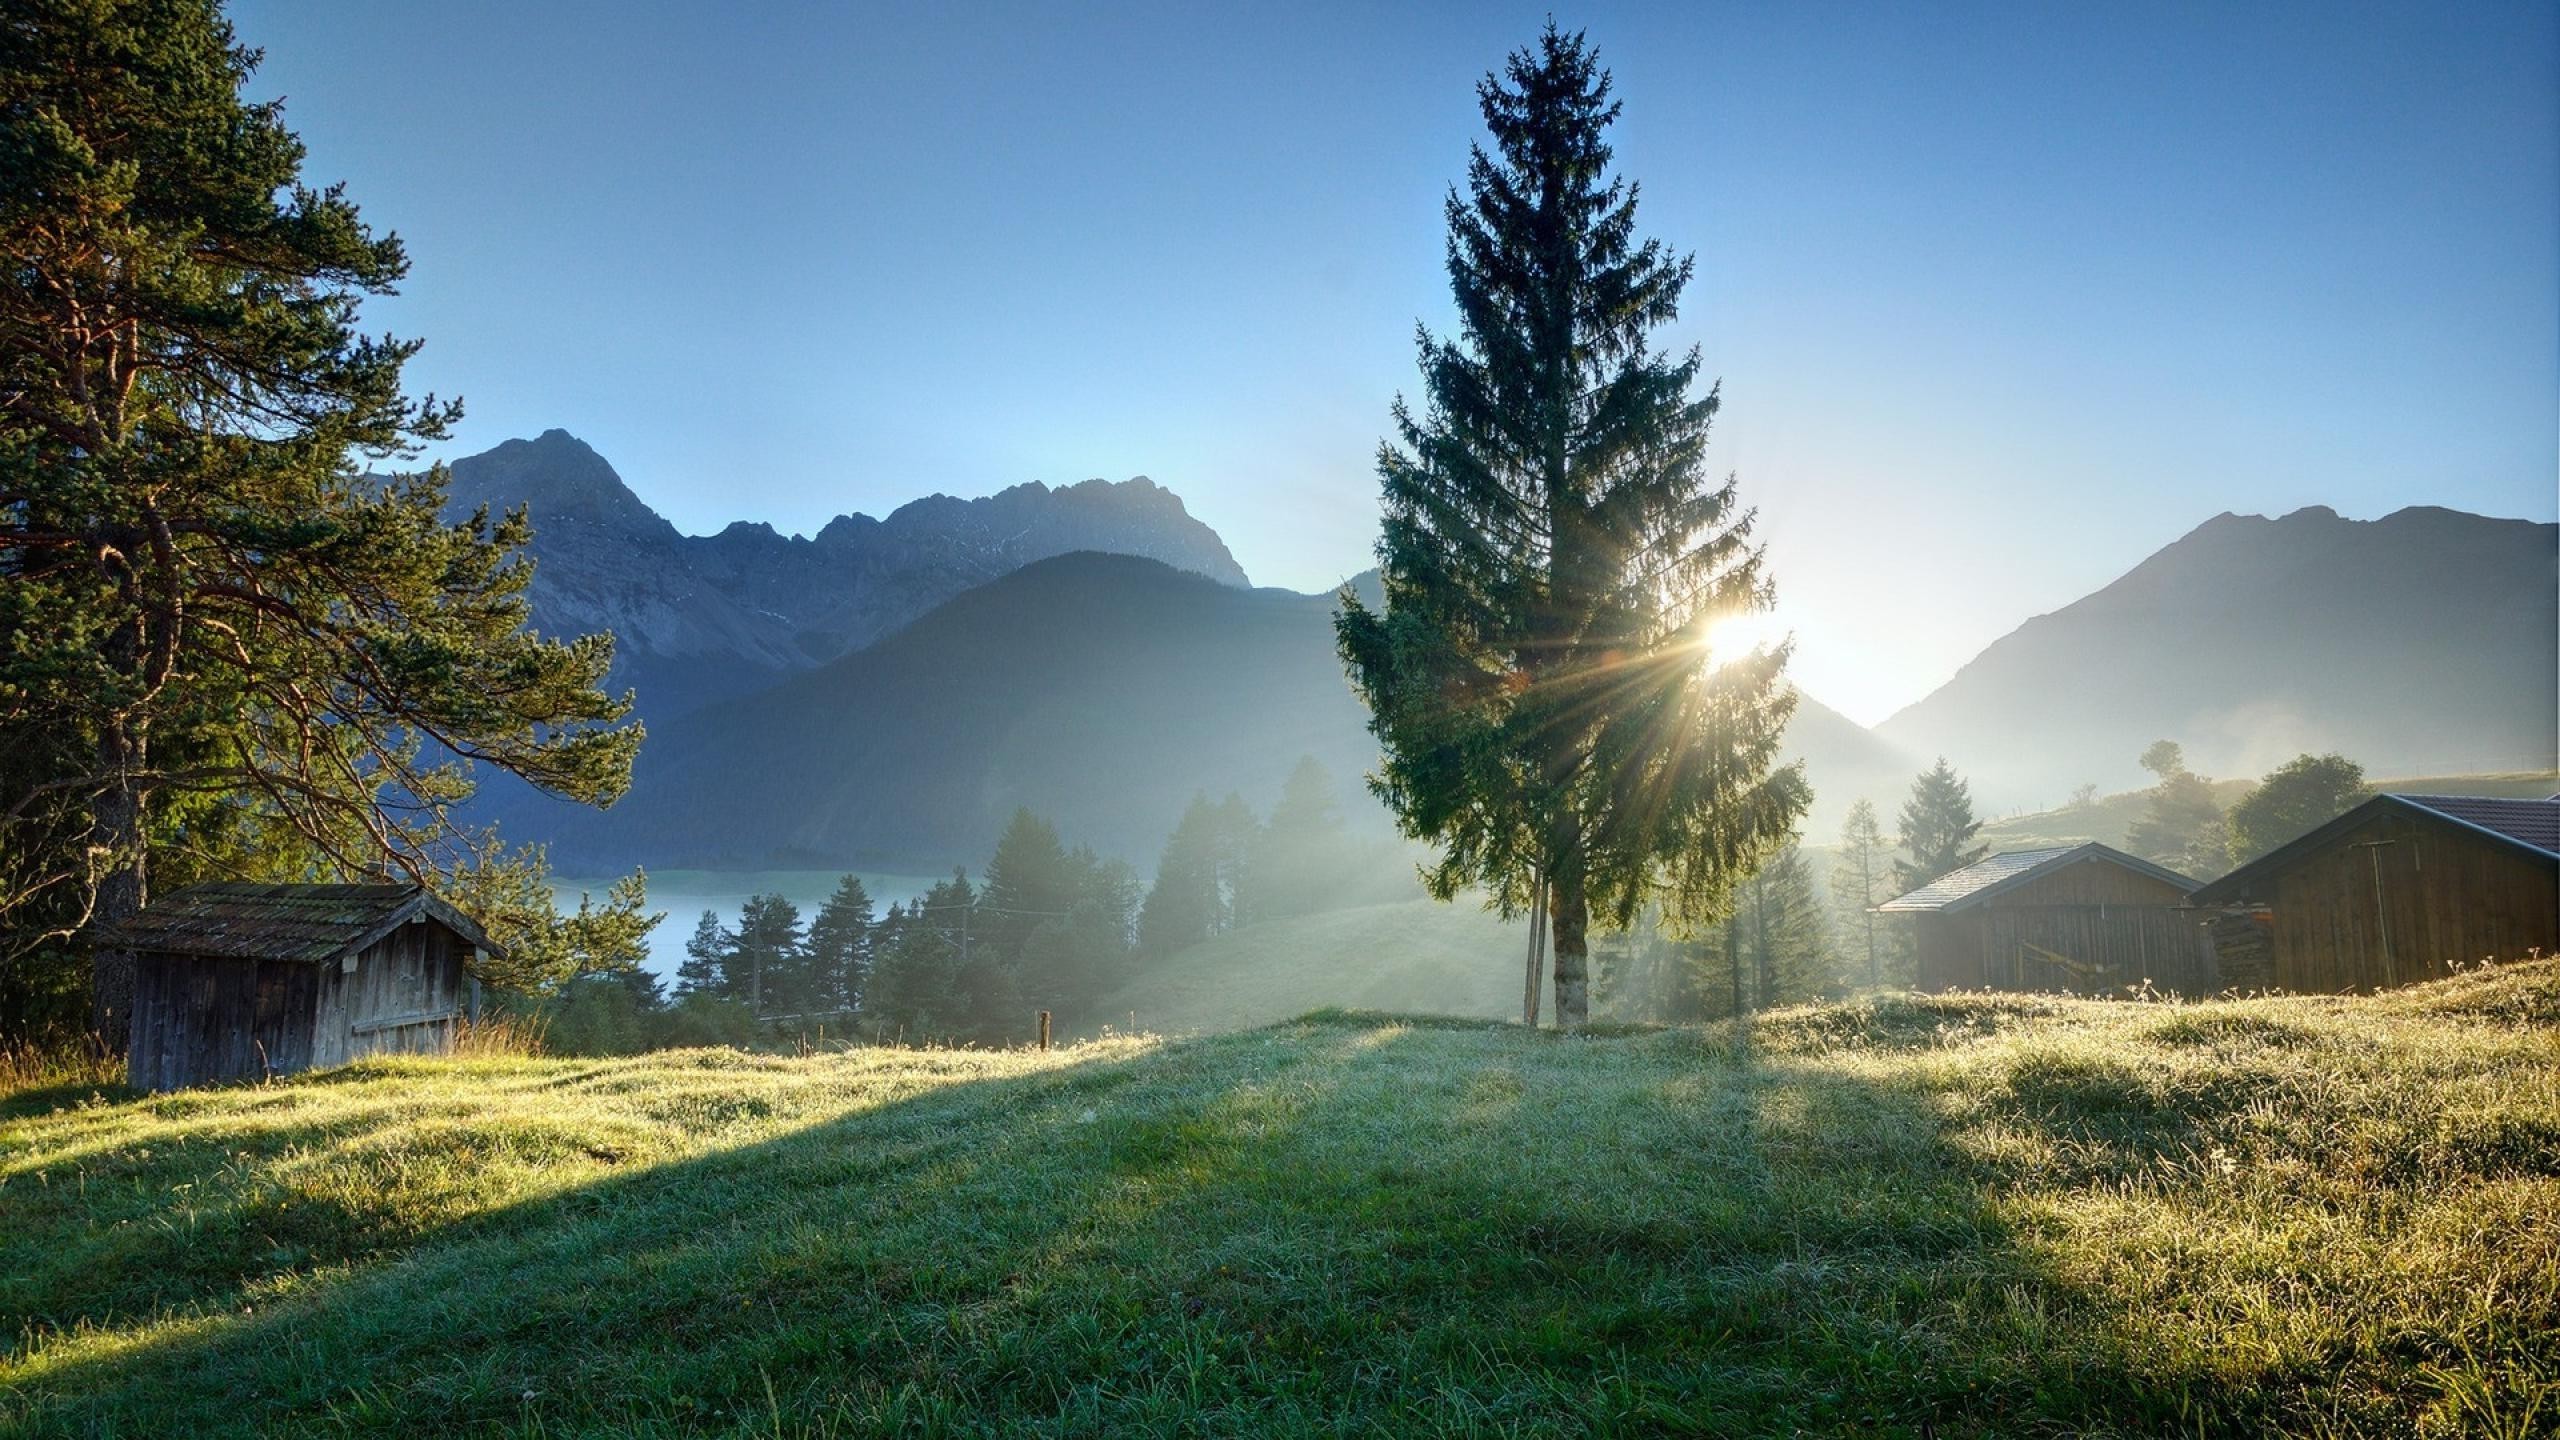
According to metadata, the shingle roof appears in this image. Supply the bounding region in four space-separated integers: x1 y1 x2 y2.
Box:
1876 843 2200 914
2189 793 2560 906
2393 795 2560 857
99 882 502 963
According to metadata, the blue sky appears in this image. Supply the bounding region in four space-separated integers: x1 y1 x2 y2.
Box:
231 0 2557 724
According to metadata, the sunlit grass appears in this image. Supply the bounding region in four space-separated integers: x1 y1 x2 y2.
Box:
2 964 2553 1437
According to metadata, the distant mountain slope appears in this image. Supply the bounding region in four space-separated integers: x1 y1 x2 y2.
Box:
1877 506 2559 806
438 430 1249 719
536 553 1367 870
526 553 1909 873
1784 690 1919 831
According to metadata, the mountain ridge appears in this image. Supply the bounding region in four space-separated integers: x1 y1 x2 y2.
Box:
1877 502 2558 805
435 430 1251 716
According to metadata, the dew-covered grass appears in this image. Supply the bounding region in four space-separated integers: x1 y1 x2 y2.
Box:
3 962 2554 1437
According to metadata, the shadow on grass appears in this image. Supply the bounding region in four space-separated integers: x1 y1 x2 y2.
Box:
0 1005 2488 1437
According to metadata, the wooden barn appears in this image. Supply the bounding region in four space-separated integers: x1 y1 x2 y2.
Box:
110 883 497 1092
2186 793 2560 993
1879 843 2215 995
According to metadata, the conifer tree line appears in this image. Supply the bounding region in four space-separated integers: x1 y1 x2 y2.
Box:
539 757 1411 1054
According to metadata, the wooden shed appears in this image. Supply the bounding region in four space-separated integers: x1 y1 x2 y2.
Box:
1879 843 2215 995
110 883 498 1092
2186 794 2560 993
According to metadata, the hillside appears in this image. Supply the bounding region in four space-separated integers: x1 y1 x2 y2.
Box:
7 963 2554 1436
1102 898 1529 1034
535 553 1918 872
1974 768 2560 855
1878 505 2559 806
538 552 1379 870
438 430 1250 721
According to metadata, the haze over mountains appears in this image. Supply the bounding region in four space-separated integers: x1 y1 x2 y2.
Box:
446 433 2556 873
1878 505 2559 806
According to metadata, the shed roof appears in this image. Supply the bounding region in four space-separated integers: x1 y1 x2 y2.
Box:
1876 843 2200 914
100 882 502 963
2190 793 2560 906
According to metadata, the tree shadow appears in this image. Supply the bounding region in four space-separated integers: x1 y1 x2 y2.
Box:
3 999 2526 1436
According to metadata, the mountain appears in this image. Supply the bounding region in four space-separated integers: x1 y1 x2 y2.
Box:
524 553 1909 873
1877 505 2560 806
437 430 1250 719
535 553 1369 870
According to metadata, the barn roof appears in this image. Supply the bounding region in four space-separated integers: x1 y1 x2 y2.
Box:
1876 843 2200 914
2190 793 2560 906
100 882 502 963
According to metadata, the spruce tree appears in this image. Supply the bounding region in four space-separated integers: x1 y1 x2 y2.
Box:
0 0 644 1033
867 872 975 1041
1246 757 1349 921
805 876 877 1015
1738 845 1835 1007
728 893 805 1018
981 810 1075 966
674 911 730 999
1896 759 1988 893
1138 792 1255 957
1828 799 1901 988
1337 27 1806 1028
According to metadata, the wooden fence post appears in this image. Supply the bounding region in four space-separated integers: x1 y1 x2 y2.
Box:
1038 1010 1052 1052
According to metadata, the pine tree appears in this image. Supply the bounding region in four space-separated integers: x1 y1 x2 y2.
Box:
981 810 1075 965
1336 27 1807 1028
0 0 645 1035
1138 792 1256 957
867 873 974 1041
1896 759 1988 892
1737 846 1835 1007
1246 757 1349 921
2125 741 2228 879
674 911 729 999
805 876 876 1015
1829 799 1904 988
728 893 806 1018
2226 753 2368 865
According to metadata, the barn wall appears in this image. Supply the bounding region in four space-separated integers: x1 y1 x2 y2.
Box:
311 921 465 1066
2269 814 2560 993
1912 914 1981 991
1914 858 2214 996
127 953 321 1092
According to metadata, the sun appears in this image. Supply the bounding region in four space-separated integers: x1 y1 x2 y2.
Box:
1697 609 1792 672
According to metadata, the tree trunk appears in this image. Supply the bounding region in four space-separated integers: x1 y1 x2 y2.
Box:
1549 870 1589 1028
1727 913 1743 1018
1522 875 1547 1027
88 725 147 1047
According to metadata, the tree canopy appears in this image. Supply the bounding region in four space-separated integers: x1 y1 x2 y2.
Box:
2125 741 2228 881
1895 759 1987 893
2227 753 2368 865
1336 26 1806 1028
0 0 649 1033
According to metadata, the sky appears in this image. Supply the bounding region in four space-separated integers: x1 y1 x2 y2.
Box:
229 0 2558 725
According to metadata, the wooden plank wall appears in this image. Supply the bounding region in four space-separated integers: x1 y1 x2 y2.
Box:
127 953 320 1091
311 921 464 1067
2270 813 2560 992
128 920 468 1090
1909 856 2217 996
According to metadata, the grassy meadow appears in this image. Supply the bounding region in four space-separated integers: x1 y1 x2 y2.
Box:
1101 898 1526 1034
4 963 2556 1437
